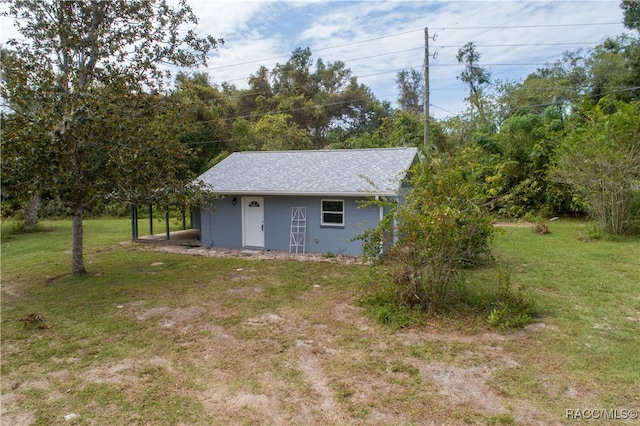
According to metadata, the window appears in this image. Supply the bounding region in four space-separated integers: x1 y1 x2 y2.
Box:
321 199 344 226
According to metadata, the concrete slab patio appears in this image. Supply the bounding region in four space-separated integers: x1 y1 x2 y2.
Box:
135 229 201 246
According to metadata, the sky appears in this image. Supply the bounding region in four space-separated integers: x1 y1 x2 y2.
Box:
1 1 634 119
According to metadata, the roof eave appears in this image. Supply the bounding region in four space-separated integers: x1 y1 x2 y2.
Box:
212 190 399 197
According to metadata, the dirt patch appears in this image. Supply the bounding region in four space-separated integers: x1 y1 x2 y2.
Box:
1 242 578 425
296 339 340 415
493 221 535 228
83 358 137 385
134 306 172 321
224 286 263 295
147 244 364 265
1 393 36 426
200 389 287 425
199 324 241 345
423 362 506 414
332 302 372 331
1 281 24 300
130 305 205 329
2 299 561 425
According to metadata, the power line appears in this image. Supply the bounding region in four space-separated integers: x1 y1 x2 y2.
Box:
196 37 601 98
180 94 380 128
201 29 424 72
169 3 628 120
437 22 623 30
176 81 640 132
181 84 640 145
176 47 601 111
432 62 575 67
429 103 460 116
198 22 621 73
436 85 640 120
174 28 613 113
450 0 558 43
443 1 502 29
435 42 601 49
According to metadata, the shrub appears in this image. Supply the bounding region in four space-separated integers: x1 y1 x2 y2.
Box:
554 100 640 235
362 152 495 314
531 222 550 234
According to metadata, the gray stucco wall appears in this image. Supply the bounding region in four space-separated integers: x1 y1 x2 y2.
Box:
198 195 385 256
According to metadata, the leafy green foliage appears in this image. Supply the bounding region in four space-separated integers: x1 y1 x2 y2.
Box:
233 47 387 149
457 42 492 122
485 272 538 331
621 0 640 32
171 73 234 174
459 35 640 219
554 100 640 235
3 218 638 422
395 69 424 115
485 107 573 217
332 111 448 152
231 113 311 151
586 35 640 103
1 0 221 273
361 152 495 314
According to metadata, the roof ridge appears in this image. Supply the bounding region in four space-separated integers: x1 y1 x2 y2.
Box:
232 147 418 155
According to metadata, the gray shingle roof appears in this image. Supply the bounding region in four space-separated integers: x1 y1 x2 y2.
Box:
196 148 419 196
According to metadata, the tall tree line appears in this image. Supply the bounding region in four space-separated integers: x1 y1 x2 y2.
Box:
169 47 390 173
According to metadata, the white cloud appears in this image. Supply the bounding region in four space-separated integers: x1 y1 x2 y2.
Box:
190 1 267 36
1 0 631 118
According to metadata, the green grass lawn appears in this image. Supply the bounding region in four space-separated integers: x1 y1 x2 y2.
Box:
487 222 640 409
1 218 639 425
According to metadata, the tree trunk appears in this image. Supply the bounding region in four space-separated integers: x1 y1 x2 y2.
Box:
23 193 41 230
72 205 86 274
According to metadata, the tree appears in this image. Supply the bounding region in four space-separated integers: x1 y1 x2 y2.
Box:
486 37 640 218
255 48 382 148
0 109 50 226
1 0 222 273
487 107 572 217
1 47 45 228
172 73 232 174
555 100 640 235
585 36 638 103
240 65 272 118
456 42 492 122
230 114 311 151
621 0 640 32
495 56 581 123
395 69 424 114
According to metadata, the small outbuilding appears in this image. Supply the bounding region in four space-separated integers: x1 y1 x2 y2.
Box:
193 147 419 256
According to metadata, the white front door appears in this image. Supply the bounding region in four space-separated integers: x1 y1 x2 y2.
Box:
243 196 264 248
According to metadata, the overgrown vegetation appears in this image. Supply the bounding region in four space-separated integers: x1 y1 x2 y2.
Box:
554 100 640 235
359 152 536 324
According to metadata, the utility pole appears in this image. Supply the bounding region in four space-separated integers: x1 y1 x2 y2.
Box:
424 27 430 155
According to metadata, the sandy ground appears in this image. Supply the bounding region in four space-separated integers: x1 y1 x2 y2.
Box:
147 243 366 265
